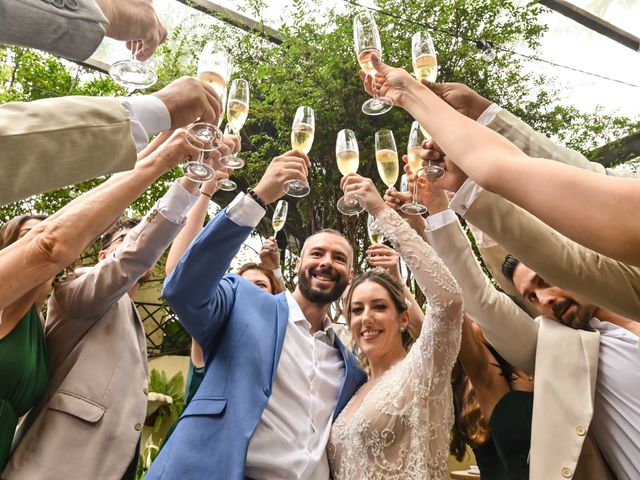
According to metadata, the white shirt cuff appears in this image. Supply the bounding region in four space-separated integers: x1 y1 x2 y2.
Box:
118 96 171 152
449 178 484 217
273 267 283 279
226 192 266 228
157 181 199 224
426 209 458 231
476 103 502 125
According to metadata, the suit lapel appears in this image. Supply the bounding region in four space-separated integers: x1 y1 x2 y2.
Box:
332 335 366 420
270 292 290 386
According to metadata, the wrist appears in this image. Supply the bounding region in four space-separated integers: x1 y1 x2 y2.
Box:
252 185 274 206
369 202 389 218
178 177 201 195
246 188 269 210
468 97 493 121
426 197 449 214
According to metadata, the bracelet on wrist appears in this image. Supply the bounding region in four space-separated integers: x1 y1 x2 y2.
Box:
200 190 214 199
246 188 269 211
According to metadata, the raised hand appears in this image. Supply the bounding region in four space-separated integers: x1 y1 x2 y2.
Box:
153 77 223 129
366 243 402 282
254 150 310 205
358 53 418 108
341 174 387 216
420 81 492 121
259 238 280 270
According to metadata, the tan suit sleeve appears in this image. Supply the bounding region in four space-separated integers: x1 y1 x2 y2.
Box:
463 189 640 322
0 0 106 61
45 207 183 370
427 216 538 373
0 96 136 206
486 108 636 178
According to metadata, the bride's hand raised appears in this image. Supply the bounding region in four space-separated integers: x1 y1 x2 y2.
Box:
358 53 418 108
341 174 388 217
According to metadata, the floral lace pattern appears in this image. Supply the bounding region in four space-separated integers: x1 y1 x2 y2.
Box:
328 208 463 480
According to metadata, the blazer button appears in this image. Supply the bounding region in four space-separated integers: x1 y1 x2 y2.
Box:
263 387 270 396
64 0 79 10
143 387 149 395
561 467 572 478
52 0 65 8
575 425 586 436
134 423 143 431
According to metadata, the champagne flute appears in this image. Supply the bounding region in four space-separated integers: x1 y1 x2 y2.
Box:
220 79 249 169
412 31 438 83
336 129 364 216
216 125 238 191
367 214 385 245
375 130 399 190
184 123 223 182
197 42 234 100
272 200 288 236
401 121 428 215
418 125 445 181
353 12 393 116
109 42 157 90
285 106 314 198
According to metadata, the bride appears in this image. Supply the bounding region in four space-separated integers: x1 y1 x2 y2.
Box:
328 174 463 479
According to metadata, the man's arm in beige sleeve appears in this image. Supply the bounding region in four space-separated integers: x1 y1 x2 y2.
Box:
464 188 640 322
0 0 107 61
427 214 538 373
486 109 636 178
0 96 136 206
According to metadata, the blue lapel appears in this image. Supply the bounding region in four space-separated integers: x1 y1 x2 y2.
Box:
270 292 290 387
332 335 367 420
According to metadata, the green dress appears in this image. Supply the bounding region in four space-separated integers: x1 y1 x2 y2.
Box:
0 305 49 470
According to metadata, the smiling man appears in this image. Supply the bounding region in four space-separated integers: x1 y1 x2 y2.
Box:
501 254 640 480
147 151 366 480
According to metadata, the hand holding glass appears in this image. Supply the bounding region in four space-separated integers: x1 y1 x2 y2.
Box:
109 41 157 90
285 106 314 198
183 123 223 182
336 129 364 216
215 125 238 191
419 127 445 181
354 12 393 116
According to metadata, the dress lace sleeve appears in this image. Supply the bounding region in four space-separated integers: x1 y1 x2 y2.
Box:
373 207 463 395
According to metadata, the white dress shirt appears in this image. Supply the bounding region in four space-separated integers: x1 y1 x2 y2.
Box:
118 95 171 152
226 192 345 479
590 320 640 480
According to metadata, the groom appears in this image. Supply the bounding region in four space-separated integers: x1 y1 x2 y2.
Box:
147 149 366 479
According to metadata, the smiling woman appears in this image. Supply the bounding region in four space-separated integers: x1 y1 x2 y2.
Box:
328 173 463 480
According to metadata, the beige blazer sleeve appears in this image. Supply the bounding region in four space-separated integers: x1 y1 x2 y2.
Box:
0 0 106 61
44 206 183 373
0 96 136 206
486 108 636 178
426 215 538 373
463 188 640 322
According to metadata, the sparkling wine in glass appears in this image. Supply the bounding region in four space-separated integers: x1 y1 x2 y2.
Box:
184 123 223 182
354 12 393 116
285 106 314 198
401 121 428 215
109 42 157 90
220 78 249 169
336 129 363 216
197 43 234 99
417 125 445 181
272 200 288 235
412 31 438 83
375 130 399 189
367 214 385 245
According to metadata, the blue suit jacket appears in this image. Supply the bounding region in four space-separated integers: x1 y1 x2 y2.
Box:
147 207 366 480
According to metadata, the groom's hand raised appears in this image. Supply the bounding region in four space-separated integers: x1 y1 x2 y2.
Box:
253 150 310 205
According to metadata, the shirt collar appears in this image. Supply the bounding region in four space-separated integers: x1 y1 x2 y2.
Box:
285 291 336 345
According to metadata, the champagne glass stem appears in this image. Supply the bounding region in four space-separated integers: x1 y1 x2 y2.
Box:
412 175 419 205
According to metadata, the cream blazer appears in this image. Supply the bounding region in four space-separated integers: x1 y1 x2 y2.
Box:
2 208 183 480
0 96 136 206
427 217 613 480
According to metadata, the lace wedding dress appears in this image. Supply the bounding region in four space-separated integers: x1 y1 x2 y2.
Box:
327 208 463 480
